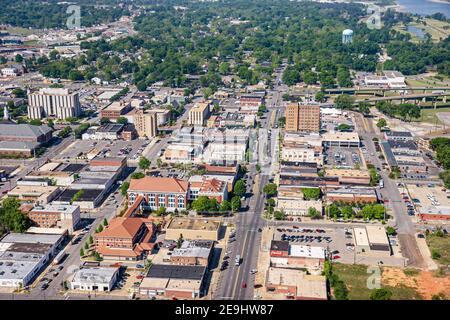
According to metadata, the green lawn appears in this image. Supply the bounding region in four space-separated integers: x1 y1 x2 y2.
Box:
426 234 450 266
333 263 422 300
421 107 450 124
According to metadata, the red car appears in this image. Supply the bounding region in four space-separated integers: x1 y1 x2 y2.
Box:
242 282 247 288
332 255 341 260
136 275 144 280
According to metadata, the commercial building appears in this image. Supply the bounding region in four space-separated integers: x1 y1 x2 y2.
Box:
353 226 391 256
325 169 371 186
27 88 81 120
270 240 326 270
128 177 189 212
133 110 158 138
276 199 322 217
139 264 207 299
54 188 104 210
0 232 65 288
281 142 323 165
70 267 119 292
265 268 327 300
326 187 378 203
188 177 228 203
322 132 360 148
170 240 214 266
384 131 414 141
188 102 211 126
100 101 132 121
0 123 52 156
82 124 125 140
165 218 221 241
94 217 156 261
7 185 61 205
285 103 321 132
28 203 80 234
364 71 406 88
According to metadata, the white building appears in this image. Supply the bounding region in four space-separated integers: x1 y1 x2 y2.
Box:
27 88 81 120
1 67 20 77
70 267 119 292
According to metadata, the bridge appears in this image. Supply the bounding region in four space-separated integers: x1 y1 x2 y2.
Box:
354 92 450 106
325 86 450 95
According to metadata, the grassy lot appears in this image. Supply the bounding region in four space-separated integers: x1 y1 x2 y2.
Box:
421 107 450 124
333 263 422 300
426 234 450 266
394 18 450 43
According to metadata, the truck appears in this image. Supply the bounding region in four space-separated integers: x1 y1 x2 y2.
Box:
235 255 241 266
53 250 66 265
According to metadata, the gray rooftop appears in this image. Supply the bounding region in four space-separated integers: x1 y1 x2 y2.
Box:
72 267 118 284
0 141 39 150
0 123 52 138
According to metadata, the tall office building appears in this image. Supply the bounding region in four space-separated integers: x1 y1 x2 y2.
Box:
188 102 211 126
28 88 81 120
133 110 158 138
285 103 321 132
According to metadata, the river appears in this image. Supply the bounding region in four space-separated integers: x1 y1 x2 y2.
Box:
397 0 450 18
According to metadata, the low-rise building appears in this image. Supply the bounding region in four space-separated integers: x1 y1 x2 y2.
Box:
128 177 189 212
265 267 327 300
326 187 378 203
70 267 119 292
7 185 61 205
165 218 221 241
270 241 326 270
82 124 125 140
139 264 207 299
170 240 214 266
188 177 228 203
353 226 391 256
28 203 80 234
188 102 211 126
325 169 371 186
94 217 156 261
322 132 360 148
276 199 322 217
100 101 132 121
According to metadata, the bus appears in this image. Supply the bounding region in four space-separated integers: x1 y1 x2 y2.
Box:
53 250 66 265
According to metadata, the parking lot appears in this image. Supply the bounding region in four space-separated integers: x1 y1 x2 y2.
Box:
324 146 362 168
53 139 148 162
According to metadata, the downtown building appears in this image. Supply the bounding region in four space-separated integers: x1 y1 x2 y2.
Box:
285 103 321 132
27 88 81 120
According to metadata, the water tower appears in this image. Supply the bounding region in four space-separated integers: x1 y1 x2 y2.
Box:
342 29 353 44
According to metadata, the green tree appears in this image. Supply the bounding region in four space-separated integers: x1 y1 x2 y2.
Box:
116 117 128 124
29 119 42 126
315 91 326 103
301 188 321 200
377 118 387 128
358 102 370 116
130 172 145 179
80 248 85 257
370 288 392 300
0 197 31 232
154 206 167 216
120 181 130 196
386 226 396 236
334 94 355 109
233 179 247 198
138 156 151 172
263 183 277 197
103 218 108 226
231 196 241 212
100 117 111 125
84 242 89 250
274 211 286 220
220 200 231 212
15 54 23 63
308 207 322 219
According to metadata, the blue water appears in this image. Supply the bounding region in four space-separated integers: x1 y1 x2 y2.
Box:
397 0 450 18
407 25 427 38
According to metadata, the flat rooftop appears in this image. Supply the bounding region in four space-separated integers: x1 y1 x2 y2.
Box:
146 264 206 280
289 245 327 259
56 188 103 202
72 267 118 284
167 218 220 232
1 233 62 245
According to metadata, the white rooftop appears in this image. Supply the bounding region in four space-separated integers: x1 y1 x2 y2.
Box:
289 245 326 259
